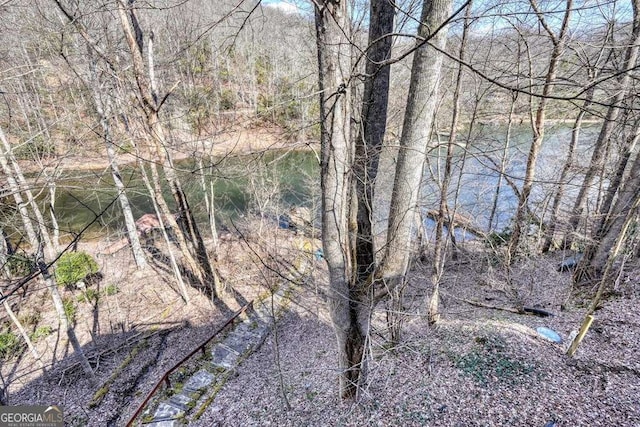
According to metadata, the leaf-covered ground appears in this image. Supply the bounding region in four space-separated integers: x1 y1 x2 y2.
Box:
3 232 639 426
192 245 640 427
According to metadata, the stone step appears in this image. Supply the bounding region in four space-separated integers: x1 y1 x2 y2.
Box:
183 370 215 394
137 282 298 426
167 393 195 411
235 319 270 341
145 420 182 427
149 401 184 423
210 344 240 370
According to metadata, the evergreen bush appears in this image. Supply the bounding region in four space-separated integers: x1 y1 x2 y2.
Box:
55 252 99 287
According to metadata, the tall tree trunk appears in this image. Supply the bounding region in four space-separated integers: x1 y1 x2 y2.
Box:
381 0 453 341
430 0 472 325
86 48 148 270
542 84 596 252
508 0 573 259
352 0 395 394
116 0 222 296
575 152 640 283
315 0 362 400
568 0 640 234
0 126 94 378
353 0 394 292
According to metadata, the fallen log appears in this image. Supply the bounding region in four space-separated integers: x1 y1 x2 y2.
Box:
424 209 486 239
461 298 554 317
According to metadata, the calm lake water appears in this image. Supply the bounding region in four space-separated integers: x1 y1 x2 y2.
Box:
47 150 320 238
8 123 598 241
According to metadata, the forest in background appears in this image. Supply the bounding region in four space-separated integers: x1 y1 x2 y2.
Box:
1 0 640 424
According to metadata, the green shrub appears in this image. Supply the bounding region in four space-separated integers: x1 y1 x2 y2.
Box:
104 284 120 296
219 89 236 111
485 229 512 247
55 252 99 287
62 298 77 323
0 329 23 360
29 325 53 341
6 253 36 277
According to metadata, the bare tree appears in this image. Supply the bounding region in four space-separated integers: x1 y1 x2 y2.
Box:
115 0 223 296
568 0 640 236
508 0 573 259
315 0 360 399
429 0 473 324
86 48 148 270
0 125 94 378
381 0 453 341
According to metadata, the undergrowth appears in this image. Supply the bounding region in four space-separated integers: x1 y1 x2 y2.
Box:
451 333 538 386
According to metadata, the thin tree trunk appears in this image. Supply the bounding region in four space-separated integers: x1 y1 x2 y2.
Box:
138 161 191 303
116 0 222 295
198 158 219 252
47 180 60 249
1 294 44 370
36 243 94 378
569 0 640 233
86 48 148 270
0 235 44 369
430 0 472 324
508 0 573 259
381 0 453 342
543 85 596 252
0 137 54 258
0 126 94 379
489 91 517 232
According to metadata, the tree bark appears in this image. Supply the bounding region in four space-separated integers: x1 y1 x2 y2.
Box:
353 0 394 293
575 152 640 283
430 0 472 325
381 0 453 340
508 0 573 259
86 48 148 270
0 126 94 379
315 0 369 400
116 0 222 296
137 161 191 303
597 121 640 230
568 0 640 234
